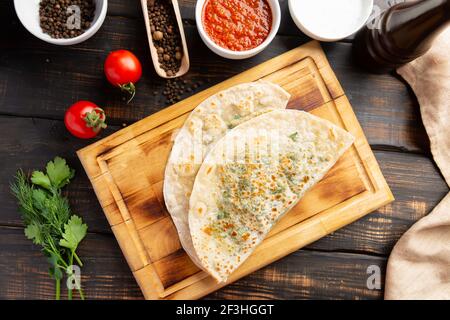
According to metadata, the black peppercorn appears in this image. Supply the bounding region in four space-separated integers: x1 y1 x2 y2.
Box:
39 0 96 39
162 77 203 105
147 0 183 77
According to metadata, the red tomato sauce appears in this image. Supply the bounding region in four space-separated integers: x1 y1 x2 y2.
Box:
202 0 272 51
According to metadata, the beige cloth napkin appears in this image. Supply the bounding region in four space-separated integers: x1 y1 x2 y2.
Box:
384 27 450 300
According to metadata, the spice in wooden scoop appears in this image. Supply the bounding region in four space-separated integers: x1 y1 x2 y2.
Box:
147 0 184 77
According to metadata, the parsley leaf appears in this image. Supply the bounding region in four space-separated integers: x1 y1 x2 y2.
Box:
59 215 88 251
31 171 52 190
46 157 75 190
24 222 44 245
289 132 298 142
31 189 47 211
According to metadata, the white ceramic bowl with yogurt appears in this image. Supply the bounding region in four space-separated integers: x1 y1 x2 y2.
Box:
289 0 374 42
14 0 108 46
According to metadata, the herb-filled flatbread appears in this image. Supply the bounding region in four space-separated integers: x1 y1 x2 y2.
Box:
188 109 354 282
163 81 290 267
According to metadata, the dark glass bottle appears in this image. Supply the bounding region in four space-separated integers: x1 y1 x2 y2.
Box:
354 0 450 73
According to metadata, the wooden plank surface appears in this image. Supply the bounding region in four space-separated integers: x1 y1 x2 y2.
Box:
0 0 447 299
0 0 426 154
0 225 388 300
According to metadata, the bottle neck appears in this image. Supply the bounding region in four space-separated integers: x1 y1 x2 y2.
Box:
384 0 450 56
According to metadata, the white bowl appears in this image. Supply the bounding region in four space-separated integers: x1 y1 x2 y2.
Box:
195 0 281 60
14 0 108 46
289 0 373 42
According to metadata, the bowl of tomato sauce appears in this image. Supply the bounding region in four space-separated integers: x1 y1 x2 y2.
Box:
196 0 281 59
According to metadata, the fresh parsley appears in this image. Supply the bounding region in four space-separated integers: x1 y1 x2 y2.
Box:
288 132 299 142
10 157 87 300
217 210 229 220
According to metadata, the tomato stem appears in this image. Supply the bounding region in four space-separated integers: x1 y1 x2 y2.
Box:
83 108 107 133
119 82 136 104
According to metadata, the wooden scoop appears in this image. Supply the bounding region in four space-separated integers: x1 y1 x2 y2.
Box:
140 0 190 78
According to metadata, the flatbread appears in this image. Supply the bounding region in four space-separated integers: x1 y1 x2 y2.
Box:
163 81 291 267
188 109 354 282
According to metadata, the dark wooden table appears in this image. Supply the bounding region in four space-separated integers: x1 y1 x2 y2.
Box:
0 0 448 300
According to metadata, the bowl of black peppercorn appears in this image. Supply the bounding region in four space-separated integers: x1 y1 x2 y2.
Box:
14 0 108 45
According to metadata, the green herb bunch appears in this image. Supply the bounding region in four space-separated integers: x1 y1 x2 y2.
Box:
10 157 87 300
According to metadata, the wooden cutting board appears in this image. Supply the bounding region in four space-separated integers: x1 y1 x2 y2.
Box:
77 41 393 300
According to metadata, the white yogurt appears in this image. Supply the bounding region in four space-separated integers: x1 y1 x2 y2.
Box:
289 0 374 41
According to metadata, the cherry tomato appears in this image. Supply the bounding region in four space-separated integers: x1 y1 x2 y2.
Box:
104 50 142 103
64 101 107 139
